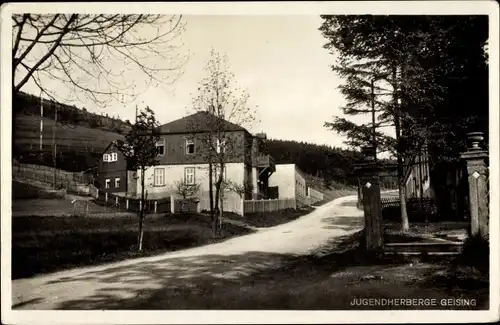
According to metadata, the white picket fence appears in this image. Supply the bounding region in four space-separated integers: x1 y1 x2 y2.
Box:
307 187 324 204
242 198 297 215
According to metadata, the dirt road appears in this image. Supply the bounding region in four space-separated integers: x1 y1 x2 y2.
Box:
12 194 364 310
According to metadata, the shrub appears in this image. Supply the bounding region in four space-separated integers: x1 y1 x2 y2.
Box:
456 235 489 275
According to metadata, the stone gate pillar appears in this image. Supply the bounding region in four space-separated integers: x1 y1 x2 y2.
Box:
355 146 384 251
460 132 489 238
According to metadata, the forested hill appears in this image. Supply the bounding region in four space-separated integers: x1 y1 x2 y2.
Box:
266 139 363 186
14 91 369 185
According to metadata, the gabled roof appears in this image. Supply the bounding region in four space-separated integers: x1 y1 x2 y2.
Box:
157 111 247 134
100 141 120 155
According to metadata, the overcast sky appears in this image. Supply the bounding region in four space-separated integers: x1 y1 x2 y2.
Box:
21 14 380 149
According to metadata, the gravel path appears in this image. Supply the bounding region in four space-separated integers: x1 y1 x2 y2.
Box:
12 194 364 310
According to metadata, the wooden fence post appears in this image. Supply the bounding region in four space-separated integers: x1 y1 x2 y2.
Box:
460 132 489 239
170 195 175 214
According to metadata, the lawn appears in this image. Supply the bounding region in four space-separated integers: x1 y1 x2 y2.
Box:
223 206 315 228
12 213 253 280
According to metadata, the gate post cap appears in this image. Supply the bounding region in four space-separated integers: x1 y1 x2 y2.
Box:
466 132 485 150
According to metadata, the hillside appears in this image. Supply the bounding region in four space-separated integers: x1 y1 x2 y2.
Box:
13 91 384 190
15 114 124 153
14 91 132 135
267 139 363 187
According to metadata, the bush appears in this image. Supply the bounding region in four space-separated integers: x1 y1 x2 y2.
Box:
456 235 489 275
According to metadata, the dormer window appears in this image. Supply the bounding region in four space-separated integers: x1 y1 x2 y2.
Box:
186 138 195 155
103 152 118 162
156 138 165 156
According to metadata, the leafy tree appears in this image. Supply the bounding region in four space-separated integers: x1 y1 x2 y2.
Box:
190 49 257 237
115 106 159 251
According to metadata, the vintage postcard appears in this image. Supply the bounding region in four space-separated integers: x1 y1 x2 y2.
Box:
1 1 498 324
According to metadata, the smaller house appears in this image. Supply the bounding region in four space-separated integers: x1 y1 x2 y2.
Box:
268 163 308 206
96 141 137 196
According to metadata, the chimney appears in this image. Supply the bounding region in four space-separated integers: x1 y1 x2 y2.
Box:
255 133 267 140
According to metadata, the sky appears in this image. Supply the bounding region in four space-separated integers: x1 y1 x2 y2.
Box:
20 14 380 149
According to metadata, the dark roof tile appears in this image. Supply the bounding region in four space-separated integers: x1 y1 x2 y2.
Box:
157 111 246 134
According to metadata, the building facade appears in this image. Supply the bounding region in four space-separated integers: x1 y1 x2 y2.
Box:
137 112 276 205
96 142 136 195
268 163 309 206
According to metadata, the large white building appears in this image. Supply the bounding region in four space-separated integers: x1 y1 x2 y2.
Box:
268 163 309 206
136 112 276 212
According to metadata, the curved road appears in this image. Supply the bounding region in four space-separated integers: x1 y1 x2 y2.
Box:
12 194 364 310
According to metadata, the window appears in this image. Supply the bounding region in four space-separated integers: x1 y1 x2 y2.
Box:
105 179 110 189
185 138 195 155
104 153 117 162
115 177 120 188
184 167 195 185
154 168 165 186
216 138 226 154
156 138 165 156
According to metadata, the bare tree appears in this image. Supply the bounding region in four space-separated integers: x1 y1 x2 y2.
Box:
174 179 201 200
223 179 254 199
12 14 187 105
190 49 257 237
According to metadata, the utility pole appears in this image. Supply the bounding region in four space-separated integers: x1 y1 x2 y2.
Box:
52 107 57 189
371 78 377 162
40 92 43 152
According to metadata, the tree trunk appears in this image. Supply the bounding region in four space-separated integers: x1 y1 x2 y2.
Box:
393 65 409 232
138 168 146 251
213 177 221 238
208 156 215 235
394 112 410 232
357 177 363 209
219 190 224 230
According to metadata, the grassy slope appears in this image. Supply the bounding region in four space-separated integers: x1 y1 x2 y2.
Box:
304 173 357 203
15 114 124 153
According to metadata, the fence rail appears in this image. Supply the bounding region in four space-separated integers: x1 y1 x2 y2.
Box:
243 198 297 215
92 190 172 214
13 163 91 195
